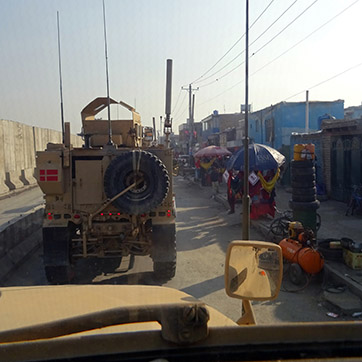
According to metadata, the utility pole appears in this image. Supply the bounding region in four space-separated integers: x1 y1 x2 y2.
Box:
181 84 199 154
242 0 250 240
305 90 309 133
190 93 196 149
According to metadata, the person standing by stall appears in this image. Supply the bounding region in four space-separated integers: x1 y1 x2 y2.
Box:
227 170 243 214
210 165 219 198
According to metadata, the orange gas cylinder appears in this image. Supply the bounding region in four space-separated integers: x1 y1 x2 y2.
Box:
279 238 324 274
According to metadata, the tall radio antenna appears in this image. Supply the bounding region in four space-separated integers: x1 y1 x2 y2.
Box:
56 11 65 144
102 0 113 145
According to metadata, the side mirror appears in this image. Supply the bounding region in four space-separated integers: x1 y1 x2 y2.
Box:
225 241 283 301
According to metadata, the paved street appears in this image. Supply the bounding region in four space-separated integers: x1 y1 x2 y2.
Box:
3 177 338 324
0 187 43 229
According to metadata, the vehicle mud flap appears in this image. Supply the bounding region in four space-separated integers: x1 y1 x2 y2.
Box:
152 224 176 280
43 227 73 284
43 227 71 266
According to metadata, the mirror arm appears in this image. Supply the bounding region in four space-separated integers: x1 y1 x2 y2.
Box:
236 300 256 325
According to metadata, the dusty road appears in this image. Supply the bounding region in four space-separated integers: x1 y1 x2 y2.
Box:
3 177 331 324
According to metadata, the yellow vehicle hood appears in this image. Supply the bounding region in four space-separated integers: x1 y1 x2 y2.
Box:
0 284 237 333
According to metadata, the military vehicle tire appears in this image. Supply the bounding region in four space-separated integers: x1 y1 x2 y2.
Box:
153 261 176 280
152 224 176 281
104 151 170 214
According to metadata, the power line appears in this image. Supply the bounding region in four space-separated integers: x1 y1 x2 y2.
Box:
198 59 362 109
284 61 362 101
173 91 187 119
198 80 243 106
172 88 182 114
173 108 188 128
199 61 245 87
198 0 360 107
195 50 245 86
194 0 304 87
198 0 318 89
250 0 360 78
251 0 319 57
249 0 298 50
190 0 276 85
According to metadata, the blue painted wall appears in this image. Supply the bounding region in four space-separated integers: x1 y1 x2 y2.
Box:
201 114 220 142
249 100 344 150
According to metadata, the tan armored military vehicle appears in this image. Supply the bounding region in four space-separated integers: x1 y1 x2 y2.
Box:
35 97 176 284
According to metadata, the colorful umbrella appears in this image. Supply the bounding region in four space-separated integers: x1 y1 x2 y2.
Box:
227 143 285 171
194 145 231 158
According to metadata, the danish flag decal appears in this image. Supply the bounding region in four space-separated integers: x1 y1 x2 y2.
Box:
39 169 59 182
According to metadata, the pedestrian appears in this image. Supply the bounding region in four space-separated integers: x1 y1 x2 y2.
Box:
210 166 219 198
194 158 201 182
227 170 243 214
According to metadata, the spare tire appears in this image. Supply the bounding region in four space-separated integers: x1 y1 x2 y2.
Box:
291 167 315 177
292 180 316 188
290 160 314 169
292 186 317 196
104 150 170 214
317 239 343 261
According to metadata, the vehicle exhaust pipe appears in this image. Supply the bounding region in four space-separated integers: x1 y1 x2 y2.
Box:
164 59 173 147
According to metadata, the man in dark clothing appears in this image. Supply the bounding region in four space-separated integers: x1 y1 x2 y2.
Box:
227 171 243 214
210 166 219 198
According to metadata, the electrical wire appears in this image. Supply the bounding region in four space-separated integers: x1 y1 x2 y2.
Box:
195 51 245 86
283 61 362 101
198 80 243 106
190 0 276 86
172 91 188 120
251 0 319 57
172 88 182 114
198 0 359 106
250 0 360 78
249 0 298 52
196 0 310 88
173 108 188 129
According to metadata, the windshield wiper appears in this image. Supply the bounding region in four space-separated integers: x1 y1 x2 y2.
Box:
0 302 209 345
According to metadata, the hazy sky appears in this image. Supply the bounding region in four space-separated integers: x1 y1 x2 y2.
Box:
1 0 361 134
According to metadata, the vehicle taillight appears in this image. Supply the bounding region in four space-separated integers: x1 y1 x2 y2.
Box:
74 214 81 219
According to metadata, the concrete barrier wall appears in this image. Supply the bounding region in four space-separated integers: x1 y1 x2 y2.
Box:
0 119 83 196
0 206 44 282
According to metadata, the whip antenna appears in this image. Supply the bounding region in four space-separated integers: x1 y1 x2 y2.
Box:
57 11 65 144
102 0 112 145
